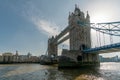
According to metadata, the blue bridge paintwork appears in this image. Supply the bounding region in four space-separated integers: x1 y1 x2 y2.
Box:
83 43 120 53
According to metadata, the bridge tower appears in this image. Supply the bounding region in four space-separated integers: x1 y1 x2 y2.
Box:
69 5 91 50
48 36 57 57
59 5 99 68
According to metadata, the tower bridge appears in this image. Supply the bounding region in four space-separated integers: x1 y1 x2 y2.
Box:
47 5 120 68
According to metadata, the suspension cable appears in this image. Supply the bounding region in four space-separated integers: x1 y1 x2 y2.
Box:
98 25 101 46
96 28 99 47
110 35 113 44
103 32 105 45
108 24 113 44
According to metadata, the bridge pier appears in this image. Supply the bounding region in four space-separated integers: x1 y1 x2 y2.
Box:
59 49 99 68
82 53 99 63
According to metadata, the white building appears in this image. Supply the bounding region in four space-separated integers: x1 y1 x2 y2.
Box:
2 52 13 63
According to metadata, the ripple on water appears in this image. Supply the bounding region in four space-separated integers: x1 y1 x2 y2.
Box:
0 63 120 80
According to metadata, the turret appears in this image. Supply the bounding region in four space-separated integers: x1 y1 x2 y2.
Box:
74 4 81 16
86 11 90 23
15 50 18 56
68 4 87 26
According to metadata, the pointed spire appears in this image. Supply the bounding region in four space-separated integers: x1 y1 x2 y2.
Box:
16 50 18 56
74 4 81 16
86 11 90 23
69 12 71 19
86 11 90 18
75 4 77 8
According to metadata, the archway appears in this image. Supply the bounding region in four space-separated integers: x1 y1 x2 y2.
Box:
77 56 82 61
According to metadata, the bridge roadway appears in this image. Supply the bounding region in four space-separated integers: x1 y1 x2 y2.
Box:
54 26 70 42
83 42 120 54
53 26 74 44
57 35 69 45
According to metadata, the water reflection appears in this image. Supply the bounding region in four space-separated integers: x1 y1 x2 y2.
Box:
0 63 120 80
58 67 103 80
100 62 120 80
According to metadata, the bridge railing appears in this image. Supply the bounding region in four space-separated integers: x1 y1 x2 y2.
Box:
83 42 120 53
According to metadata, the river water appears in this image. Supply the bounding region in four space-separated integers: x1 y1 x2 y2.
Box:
0 62 120 80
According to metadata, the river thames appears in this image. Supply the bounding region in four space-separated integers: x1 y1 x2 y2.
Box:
0 62 120 80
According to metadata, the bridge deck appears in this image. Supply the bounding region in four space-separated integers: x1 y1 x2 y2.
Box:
83 43 120 54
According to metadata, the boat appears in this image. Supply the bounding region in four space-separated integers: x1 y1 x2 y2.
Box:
40 54 58 65
40 55 53 65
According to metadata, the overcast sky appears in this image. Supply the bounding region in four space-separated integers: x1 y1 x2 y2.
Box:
0 0 120 57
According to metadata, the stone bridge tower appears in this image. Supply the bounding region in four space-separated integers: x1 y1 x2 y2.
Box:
69 5 91 50
48 36 57 57
59 5 99 67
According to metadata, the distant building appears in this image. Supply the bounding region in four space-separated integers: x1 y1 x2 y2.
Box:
27 52 32 58
2 52 13 63
18 55 28 62
0 55 3 62
0 51 40 63
12 51 19 62
29 56 40 63
99 55 119 62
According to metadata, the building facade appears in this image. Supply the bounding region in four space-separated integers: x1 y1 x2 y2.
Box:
0 51 40 63
2 52 13 63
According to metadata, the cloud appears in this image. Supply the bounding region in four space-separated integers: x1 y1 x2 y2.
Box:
17 1 60 37
19 0 70 54
31 17 60 36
